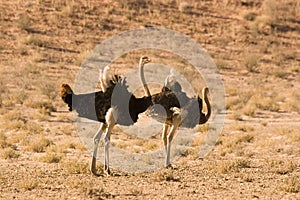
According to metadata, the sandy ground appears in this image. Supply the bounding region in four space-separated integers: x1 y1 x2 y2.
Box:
0 0 299 199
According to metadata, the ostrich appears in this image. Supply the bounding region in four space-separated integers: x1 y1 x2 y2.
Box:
60 56 152 176
139 66 211 167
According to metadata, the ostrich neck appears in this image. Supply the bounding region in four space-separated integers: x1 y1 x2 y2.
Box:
139 62 151 97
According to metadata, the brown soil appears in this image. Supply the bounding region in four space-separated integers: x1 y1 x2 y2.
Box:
0 0 299 199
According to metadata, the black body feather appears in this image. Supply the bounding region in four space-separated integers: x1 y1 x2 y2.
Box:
61 76 152 126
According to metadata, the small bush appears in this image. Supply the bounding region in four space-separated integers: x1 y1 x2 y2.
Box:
62 159 90 174
25 100 56 115
244 55 259 72
0 132 8 148
24 121 43 134
26 137 53 153
18 14 31 31
40 152 62 163
281 177 300 193
38 82 57 100
18 178 38 191
218 159 251 173
25 36 45 47
1 148 20 159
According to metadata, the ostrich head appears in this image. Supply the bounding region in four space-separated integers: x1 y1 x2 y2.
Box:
139 56 151 66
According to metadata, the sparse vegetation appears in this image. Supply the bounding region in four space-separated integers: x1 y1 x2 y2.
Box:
217 159 251 173
244 54 259 73
0 0 299 199
281 177 300 193
39 151 62 163
1 147 20 159
26 137 53 153
62 159 90 174
18 14 32 32
18 178 38 191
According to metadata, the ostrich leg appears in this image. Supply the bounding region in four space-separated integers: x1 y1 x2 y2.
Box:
165 108 181 167
103 108 117 175
90 123 106 176
162 123 170 163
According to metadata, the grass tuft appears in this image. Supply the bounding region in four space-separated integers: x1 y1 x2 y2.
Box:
1 147 20 159
281 177 300 193
39 152 62 163
62 159 90 174
26 137 53 153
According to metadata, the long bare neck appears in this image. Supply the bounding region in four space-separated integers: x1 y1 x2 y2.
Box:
139 61 151 97
201 87 211 123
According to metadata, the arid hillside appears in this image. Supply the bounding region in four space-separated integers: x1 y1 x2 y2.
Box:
0 0 299 199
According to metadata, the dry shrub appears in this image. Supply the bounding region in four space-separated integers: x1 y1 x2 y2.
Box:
25 100 56 115
38 82 57 100
250 15 274 35
26 137 53 153
24 35 45 47
62 159 90 174
18 14 31 32
1 147 20 159
244 54 259 73
0 132 9 148
18 178 38 191
218 133 254 156
263 0 299 23
281 91 300 113
267 160 297 175
281 177 300 193
244 87 280 113
153 169 180 182
218 159 251 173
227 88 255 111
0 79 7 107
39 152 62 163
24 121 43 134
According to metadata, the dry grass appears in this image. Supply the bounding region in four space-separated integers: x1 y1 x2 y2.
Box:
0 0 299 199
24 99 56 116
26 137 53 153
244 54 259 73
234 123 254 133
61 159 90 174
281 177 300 193
217 132 254 156
217 159 251 174
266 159 298 175
39 151 62 163
18 14 32 32
153 168 180 182
1 147 20 159
17 178 38 191
0 132 9 149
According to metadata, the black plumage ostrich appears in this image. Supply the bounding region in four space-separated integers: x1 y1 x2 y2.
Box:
139 67 211 167
60 56 152 176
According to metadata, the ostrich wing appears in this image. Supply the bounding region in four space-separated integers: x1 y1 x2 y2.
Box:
72 91 111 123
